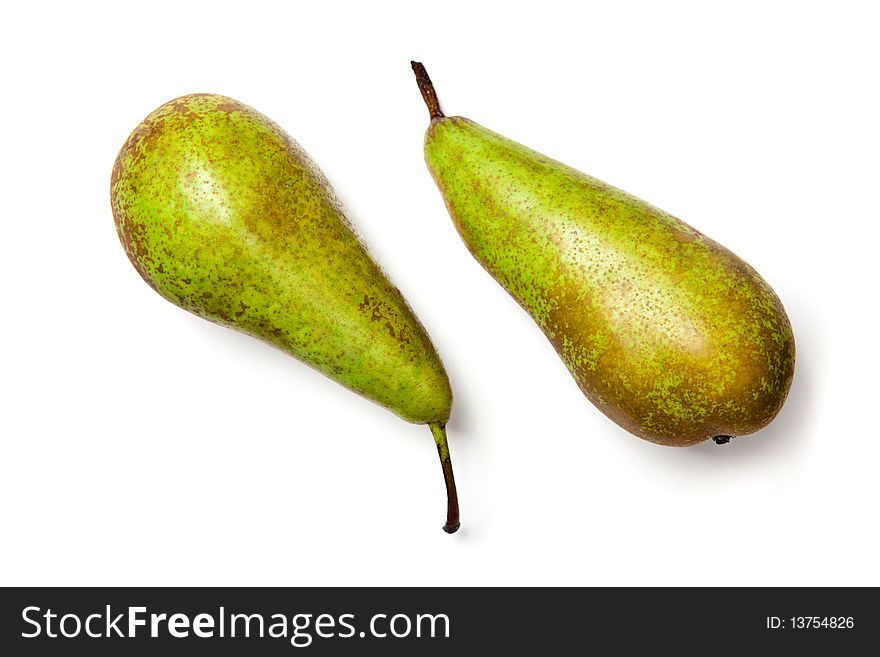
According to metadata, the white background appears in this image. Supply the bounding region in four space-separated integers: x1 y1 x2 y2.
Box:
2 1 878 586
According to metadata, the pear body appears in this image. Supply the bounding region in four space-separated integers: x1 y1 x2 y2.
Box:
424 117 794 446
112 94 451 425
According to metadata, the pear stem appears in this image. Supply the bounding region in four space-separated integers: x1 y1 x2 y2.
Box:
411 61 445 120
429 422 460 533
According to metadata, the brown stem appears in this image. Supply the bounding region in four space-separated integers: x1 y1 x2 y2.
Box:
411 61 445 120
429 423 460 533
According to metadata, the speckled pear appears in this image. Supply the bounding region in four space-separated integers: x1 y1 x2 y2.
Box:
111 93 459 531
412 63 795 447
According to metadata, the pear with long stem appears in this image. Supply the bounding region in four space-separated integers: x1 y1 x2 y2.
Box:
412 62 794 447
112 93 459 531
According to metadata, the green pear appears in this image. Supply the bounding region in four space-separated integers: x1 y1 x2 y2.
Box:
111 94 459 531
412 63 795 447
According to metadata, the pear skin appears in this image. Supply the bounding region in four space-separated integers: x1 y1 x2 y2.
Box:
412 63 795 447
112 93 459 531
